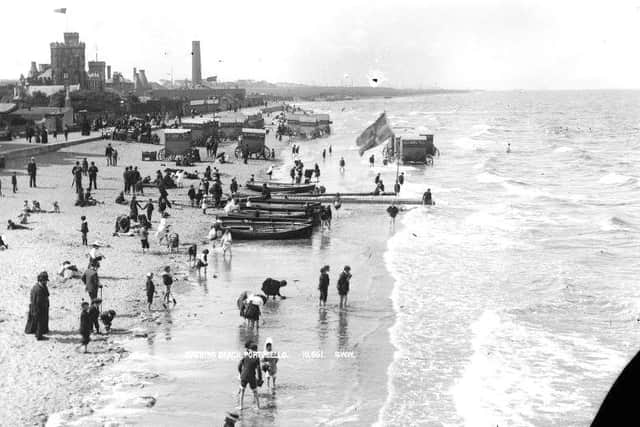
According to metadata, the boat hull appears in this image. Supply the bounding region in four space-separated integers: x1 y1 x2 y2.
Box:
245 181 317 194
224 223 314 240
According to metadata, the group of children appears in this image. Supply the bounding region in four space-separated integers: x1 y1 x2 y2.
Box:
78 298 116 353
144 266 177 311
237 338 279 410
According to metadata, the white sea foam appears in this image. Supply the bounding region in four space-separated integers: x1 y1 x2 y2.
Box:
553 146 574 153
452 310 627 427
598 173 635 185
471 123 492 137
476 172 507 183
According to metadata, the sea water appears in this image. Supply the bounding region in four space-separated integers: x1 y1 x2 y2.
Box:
356 91 640 426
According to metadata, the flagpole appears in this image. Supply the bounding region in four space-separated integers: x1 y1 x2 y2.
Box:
395 136 400 200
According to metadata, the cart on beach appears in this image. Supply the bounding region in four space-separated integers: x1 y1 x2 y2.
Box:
157 129 201 163
234 128 272 160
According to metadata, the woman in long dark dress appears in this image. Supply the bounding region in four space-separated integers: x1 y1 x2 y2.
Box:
25 271 50 340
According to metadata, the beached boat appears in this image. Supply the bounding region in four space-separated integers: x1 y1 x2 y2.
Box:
245 181 317 194
216 216 313 226
218 220 313 230
245 201 321 211
223 223 314 240
224 210 310 220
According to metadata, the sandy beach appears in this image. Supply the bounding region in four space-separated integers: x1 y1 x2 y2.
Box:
0 128 287 426
16 114 399 426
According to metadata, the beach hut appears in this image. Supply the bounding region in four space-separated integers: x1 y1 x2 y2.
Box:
181 116 216 145
389 133 437 164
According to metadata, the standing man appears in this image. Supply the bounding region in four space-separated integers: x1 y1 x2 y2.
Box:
88 161 98 190
337 265 352 308
25 271 50 341
11 172 17 193
339 156 346 174
105 143 113 166
143 198 154 222
82 157 89 176
27 157 37 188
64 125 69 142
72 161 83 194
422 188 432 205
81 264 101 301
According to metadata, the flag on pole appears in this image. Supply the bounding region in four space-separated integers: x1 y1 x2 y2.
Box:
53 8 67 14
356 112 394 156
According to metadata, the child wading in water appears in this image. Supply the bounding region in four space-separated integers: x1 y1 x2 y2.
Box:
162 266 176 307
262 338 279 392
79 301 91 353
237 342 263 410
221 229 232 257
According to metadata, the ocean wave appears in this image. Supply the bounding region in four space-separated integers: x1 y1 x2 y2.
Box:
553 146 574 153
600 216 635 232
598 173 636 185
451 310 627 427
476 172 507 183
471 124 492 137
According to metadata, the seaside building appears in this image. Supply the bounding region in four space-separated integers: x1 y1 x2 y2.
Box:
192 41 202 87
26 62 53 85
151 88 246 109
87 61 106 91
106 72 134 95
50 32 87 88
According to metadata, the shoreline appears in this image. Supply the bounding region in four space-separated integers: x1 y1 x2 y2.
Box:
0 130 285 426
40 105 399 425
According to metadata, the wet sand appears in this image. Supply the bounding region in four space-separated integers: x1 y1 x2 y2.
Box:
47 117 397 426
0 130 284 426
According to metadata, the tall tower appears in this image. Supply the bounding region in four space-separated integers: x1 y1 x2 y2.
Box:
191 41 202 87
50 32 86 87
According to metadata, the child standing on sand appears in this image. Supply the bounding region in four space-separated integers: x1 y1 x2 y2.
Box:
146 272 155 311
140 226 149 253
79 301 91 353
80 216 88 246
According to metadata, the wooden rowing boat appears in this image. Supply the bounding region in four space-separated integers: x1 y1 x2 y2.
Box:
216 216 313 226
223 223 314 240
245 181 317 194
223 210 310 219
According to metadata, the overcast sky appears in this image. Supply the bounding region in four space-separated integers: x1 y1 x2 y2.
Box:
2 0 640 89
